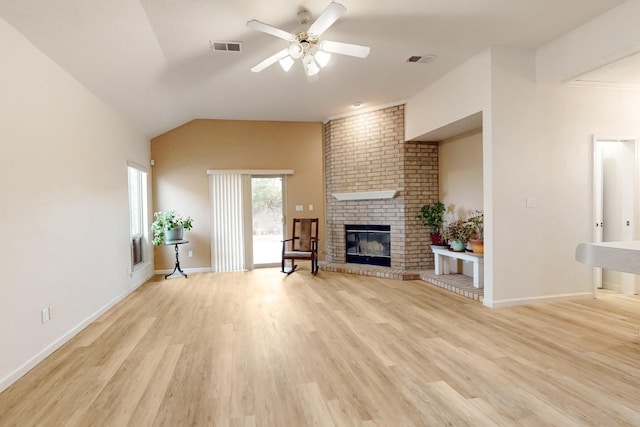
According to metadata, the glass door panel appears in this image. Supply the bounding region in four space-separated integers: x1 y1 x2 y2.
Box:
251 176 284 266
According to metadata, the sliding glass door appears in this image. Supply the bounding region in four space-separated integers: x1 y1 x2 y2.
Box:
251 176 284 266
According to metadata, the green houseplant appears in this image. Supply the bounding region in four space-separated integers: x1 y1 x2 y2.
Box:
151 210 193 246
441 218 475 252
467 210 484 253
416 201 446 245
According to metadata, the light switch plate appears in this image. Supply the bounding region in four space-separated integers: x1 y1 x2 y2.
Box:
295 205 303 211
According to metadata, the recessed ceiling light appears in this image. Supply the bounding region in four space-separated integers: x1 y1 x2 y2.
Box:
352 102 363 108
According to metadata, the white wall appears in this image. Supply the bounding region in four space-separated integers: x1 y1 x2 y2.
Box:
536 0 640 83
406 42 640 307
535 88 640 300
405 50 491 142
489 47 553 306
0 17 152 391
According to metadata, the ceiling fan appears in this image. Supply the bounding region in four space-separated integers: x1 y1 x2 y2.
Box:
246 2 370 77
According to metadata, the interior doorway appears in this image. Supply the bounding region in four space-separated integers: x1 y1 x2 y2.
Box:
593 136 639 294
251 176 284 267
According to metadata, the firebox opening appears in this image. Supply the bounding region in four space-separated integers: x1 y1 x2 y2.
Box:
345 224 391 267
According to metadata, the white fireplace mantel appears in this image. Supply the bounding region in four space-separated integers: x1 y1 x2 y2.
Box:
332 190 397 201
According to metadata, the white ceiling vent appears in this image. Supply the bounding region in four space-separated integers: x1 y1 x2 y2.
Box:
210 40 243 52
406 54 437 64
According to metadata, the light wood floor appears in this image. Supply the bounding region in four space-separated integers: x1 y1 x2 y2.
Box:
2 268 640 426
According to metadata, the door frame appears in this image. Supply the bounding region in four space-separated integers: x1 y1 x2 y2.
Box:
251 174 286 268
592 135 638 293
207 169 293 272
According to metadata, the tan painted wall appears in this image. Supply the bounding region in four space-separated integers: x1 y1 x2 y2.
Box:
150 119 325 270
437 128 483 277
438 128 483 221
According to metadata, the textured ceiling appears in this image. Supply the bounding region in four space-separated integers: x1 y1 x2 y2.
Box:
0 0 628 137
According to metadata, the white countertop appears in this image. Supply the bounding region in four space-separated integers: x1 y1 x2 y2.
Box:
575 240 640 274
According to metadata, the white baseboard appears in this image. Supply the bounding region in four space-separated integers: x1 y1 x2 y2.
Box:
487 292 595 308
154 267 212 275
0 273 152 393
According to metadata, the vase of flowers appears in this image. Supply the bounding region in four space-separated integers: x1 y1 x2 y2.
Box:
416 201 446 246
467 210 484 253
441 219 475 252
151 210 193 246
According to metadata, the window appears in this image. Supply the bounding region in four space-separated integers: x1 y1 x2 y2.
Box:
128 164 148 269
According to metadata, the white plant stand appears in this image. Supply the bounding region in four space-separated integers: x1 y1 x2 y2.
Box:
431 247 484 288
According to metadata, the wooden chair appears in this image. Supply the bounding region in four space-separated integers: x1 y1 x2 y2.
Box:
282 218 319 275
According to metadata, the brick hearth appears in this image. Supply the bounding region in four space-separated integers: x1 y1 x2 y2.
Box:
319 262 484 303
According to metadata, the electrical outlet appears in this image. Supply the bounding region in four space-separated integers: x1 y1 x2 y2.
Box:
188 251 193 257
48 305 54 320
41 307 50 323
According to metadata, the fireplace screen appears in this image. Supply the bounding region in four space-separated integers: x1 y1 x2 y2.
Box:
345 225 391 267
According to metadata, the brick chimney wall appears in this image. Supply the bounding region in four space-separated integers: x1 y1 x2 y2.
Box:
324 105 439 269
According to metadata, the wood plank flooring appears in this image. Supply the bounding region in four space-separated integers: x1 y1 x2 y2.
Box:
1 268 640 426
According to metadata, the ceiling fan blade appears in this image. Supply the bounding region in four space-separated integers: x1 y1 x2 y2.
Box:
246 19 292 41
308 2 346 36
251 49 290 73
321 40 370 58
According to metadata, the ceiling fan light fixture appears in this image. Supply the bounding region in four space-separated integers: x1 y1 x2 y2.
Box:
247 2 370 79
315 50 331 68
279 55 295 72
303 51 314 65
304 57 320 76
289 41 304 59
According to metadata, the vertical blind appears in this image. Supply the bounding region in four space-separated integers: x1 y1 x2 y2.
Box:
209 173 246 272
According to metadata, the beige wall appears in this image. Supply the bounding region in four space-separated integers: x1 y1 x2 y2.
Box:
438 128 484 221
438 128 483 277
1 16 151 391
150 119 325 270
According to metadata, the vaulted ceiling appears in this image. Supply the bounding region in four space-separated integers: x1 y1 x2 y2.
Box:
0 0 628 137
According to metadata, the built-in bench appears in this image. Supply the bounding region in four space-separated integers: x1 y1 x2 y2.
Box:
431 247 484 288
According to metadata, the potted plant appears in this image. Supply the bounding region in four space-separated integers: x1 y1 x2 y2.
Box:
467 210 484 254
151 210 193 246
416 201 446 245
441 219 475 252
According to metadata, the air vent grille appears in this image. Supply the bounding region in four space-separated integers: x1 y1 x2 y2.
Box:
210 40 243 52
406 54 437 64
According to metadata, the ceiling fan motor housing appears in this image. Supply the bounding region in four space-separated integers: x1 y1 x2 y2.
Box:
297 9 311 26
290 32 318 59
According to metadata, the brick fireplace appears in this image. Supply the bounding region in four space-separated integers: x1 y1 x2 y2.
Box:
324 105 439 270
345 224 391 266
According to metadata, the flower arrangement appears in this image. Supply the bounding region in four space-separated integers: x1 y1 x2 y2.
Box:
441 219 476 244
467 210 484 240
151 210 193 246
